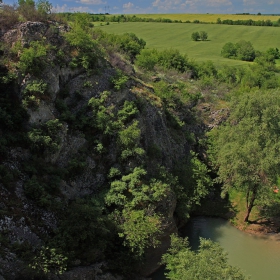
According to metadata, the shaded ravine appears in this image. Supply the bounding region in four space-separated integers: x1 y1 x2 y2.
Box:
151 217 280 280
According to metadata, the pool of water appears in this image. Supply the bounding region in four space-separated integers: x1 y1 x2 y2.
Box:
151 217 280 280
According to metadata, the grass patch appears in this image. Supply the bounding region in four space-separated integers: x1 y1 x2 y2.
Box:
99 22 280 67
228 189 259 229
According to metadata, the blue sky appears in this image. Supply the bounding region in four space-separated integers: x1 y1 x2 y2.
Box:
3 0 280 14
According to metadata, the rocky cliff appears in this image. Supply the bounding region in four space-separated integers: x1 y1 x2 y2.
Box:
0 20 207 279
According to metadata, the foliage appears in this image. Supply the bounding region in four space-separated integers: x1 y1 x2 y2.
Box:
28 119 63 154
94 29 145 61
0 4 20 30
162 235 248 280
18 41 47 74
17 0 52 21
110 70 128 91
236 40 256 61
191 31 208 41
221 40 255 61
119 208 162 256
117 32 146 60
221 42 238 59
199 31 208 41
191 31 200 41
36 0 52 16
64 20 99 70
30 246 67 275
118 121 145 160
174 152 212 220
22 79 48 108
135 47 197 74
208 90 280 221
54 197 112 263
157 49 191 73
135 48 159 71
105 166 171 256
117 100 139 123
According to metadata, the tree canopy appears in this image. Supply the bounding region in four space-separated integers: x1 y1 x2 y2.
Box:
208 89 280 221
162 235 248 280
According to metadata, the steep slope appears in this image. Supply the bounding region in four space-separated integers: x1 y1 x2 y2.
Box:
0 20 210 279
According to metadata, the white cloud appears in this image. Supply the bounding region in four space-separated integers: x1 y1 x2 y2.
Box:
243 0 256 6
152 0 183 11
207 0 232 7
185 0 231 7
75 0 106 5
123 2 134 9
52 4 68 13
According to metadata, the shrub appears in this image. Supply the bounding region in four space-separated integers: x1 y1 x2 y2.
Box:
221 40 255 61
221 42 238 58
18 41 47 74
200 31 208 41
135 49 159 71
24 79 47 96
0 4 19 30
28 119 63 154
30 246 67 275
191 32 200 41
110 70 128 91
64 25 99 70
236 40 255 61
119 209 162 256
157 49 189 73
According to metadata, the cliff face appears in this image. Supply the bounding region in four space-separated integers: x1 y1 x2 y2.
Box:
0 21 197 279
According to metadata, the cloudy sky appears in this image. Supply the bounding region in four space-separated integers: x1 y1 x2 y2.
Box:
3 0 280 14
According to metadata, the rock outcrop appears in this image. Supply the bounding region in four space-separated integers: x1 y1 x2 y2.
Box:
0 21 197 279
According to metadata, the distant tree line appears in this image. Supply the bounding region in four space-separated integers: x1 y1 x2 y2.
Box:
217 17 280 27
61 13 180 24
60 13 280 27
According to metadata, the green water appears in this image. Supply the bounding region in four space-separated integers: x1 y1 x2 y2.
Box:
151 217 280 280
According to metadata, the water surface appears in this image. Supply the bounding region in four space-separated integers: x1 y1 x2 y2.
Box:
152 217 280 280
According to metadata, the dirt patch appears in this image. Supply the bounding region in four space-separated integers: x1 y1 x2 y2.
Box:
236 217 280 238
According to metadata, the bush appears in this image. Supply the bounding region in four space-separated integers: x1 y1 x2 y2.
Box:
0 4 19 30
135 49 159 71
23 79 48 108
191 32 200 41
110 70 128 91
28 119 63 154
236 40 255 61
64 24 99 70
19 41 47 74
221 40 255 61
221 42 238 58
200 31 208 41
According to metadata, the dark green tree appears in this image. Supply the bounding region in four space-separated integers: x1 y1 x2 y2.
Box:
236 40 255 61
208 90 280 222
221 42 238 58
191 31 200 41
200 31 208 41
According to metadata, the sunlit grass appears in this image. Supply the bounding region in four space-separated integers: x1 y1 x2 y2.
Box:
98 22 280 67
228 189 259 227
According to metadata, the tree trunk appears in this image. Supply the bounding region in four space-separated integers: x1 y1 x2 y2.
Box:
244 187 257 222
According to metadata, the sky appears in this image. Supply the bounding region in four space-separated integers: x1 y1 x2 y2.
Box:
2 0 280 14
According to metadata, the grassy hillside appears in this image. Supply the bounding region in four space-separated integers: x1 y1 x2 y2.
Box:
99 22 280 66
129 13 280 23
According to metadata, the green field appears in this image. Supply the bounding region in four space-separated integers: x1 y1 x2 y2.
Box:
99 22 280 66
